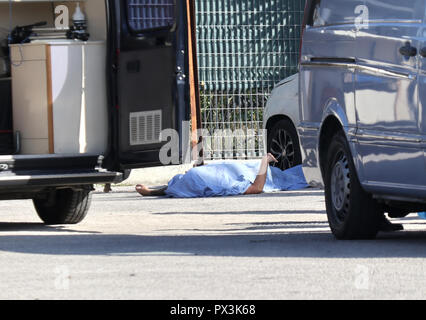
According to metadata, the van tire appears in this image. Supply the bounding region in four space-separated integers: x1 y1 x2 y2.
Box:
33 187 92 225
267 118 302 170
324 131 381 239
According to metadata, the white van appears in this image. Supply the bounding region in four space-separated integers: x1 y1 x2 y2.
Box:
0 0 196 224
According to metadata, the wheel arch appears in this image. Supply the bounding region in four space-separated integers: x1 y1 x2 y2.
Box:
318 100 353 180
265 114 297 134
319 116 343 179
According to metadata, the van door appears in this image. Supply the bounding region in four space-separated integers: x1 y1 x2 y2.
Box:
108 0 191 170
355 0 425 196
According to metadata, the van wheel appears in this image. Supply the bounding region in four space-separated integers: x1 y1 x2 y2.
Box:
267 118 301 170
33 187 92 225
324 131 381 239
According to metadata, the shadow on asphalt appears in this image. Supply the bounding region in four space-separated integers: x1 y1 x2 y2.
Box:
153 210 327 215
94 190 325 202
0 223 100 234
168 220 331 231
0 189 423 258
0 228 425 258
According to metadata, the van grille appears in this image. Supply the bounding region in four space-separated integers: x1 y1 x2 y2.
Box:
129 110 162 146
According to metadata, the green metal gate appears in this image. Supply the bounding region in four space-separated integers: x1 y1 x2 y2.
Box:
195 0 306 159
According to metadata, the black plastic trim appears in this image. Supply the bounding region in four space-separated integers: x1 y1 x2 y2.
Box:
0 170 121 188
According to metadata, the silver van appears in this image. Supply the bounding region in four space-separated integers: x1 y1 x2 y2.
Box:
299 0 426 239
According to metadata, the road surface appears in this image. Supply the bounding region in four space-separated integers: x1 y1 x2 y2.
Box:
0 187 425 300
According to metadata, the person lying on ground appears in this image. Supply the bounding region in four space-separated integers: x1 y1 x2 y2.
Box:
135 153 404 232
135 153 306 197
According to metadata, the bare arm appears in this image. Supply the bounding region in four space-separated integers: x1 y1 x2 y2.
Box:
244 153 277 195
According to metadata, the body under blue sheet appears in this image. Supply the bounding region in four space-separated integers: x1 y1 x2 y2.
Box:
164 162 308 198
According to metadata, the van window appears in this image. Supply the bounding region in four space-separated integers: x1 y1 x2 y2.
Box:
311 0 364 27
364 0 425 22
126 0 176 32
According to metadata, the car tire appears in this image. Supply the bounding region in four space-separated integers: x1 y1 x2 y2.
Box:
33 187 92 225
267 118 302 170
324 130 381 240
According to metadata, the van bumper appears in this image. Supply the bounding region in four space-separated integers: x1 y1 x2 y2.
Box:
0 170 122 189
0 154 123 190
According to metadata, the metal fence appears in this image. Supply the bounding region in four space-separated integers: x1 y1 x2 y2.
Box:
195 0 306 159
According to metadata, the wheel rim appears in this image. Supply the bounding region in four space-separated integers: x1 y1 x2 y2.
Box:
330 152 350 222
270 128 296 170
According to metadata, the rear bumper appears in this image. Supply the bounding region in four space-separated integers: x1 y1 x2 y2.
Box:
0 154 123 190
0 171 122 189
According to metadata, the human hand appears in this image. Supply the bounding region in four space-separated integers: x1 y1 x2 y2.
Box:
266 153 278 163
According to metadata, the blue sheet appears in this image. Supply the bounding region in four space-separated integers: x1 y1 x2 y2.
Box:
164 162 308 198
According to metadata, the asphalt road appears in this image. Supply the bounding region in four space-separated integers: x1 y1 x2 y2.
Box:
0 187 425 300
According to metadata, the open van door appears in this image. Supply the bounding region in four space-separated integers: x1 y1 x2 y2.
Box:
107 0 193 170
